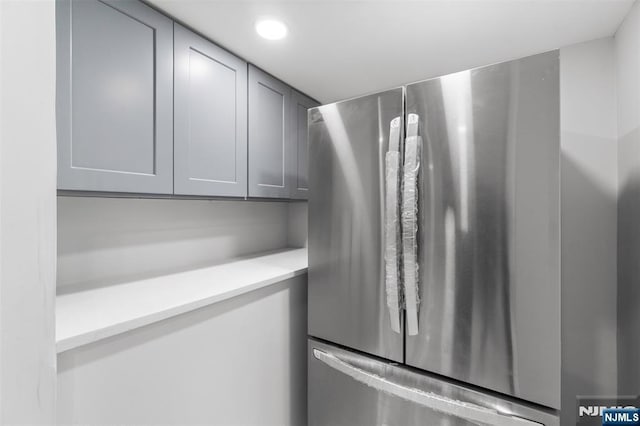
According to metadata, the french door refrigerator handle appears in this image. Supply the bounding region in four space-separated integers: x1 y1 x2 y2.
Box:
402 113 420 335
313 348 543 426
384 116 402 333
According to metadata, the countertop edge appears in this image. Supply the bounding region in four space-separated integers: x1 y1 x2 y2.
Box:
56 249 308 354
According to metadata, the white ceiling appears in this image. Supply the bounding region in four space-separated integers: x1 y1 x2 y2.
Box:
148 0 635 103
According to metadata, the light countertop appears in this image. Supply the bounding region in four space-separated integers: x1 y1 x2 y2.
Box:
56 248 308 353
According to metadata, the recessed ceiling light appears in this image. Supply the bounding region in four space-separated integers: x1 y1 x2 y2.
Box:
255 19 288 40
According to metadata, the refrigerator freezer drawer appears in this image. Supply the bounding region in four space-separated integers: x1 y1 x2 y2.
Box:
308 338 558 426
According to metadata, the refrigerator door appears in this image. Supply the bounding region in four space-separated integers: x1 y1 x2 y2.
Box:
308 338 559 426
308 88 404 362
404 51 560 408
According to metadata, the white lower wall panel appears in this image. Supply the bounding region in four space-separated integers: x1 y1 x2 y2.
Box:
57 275 307 425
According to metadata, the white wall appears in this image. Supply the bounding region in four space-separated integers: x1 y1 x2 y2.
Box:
0 1 57 423
615 0 640 395
57 275 307 425
287 202 308 248
560 38 618 424
58 197 291 292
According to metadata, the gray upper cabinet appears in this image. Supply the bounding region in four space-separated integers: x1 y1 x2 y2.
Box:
56 0 173 194
248 65 292 199
290 90 319 199
174 24 247 197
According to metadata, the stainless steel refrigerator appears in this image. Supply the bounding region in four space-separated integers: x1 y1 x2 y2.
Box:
308 51 560 425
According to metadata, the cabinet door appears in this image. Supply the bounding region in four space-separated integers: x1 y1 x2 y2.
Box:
57 0 173 194
290 90 319 200
174 24 247 197
248 65 292 199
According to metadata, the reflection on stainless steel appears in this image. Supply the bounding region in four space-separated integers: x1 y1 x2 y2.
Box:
308 88 404 362
440 70 473 233
405 51 560 408
309 339 559 426
442 207 457 374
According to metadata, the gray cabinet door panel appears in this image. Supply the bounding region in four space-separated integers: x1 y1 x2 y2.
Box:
248 65 292 198
174 24 247 197
290 90 318 200
57 0 173 194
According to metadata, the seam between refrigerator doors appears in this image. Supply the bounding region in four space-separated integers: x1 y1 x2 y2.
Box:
402 85 407 366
